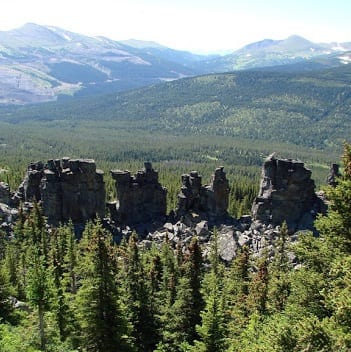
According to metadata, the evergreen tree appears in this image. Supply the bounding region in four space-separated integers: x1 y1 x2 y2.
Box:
0 261 14 323
50 227 74 342
75 221 132 352
316 143 351 254
225 245 251 345
147 250 163 344
155 236 180 351
3 242 19 296
122 232 155 352
63 222 78 294
26 246 53 351
268 222 291 313
247 255 269 316
191 229 227 352
183 236 204 342
157 237 204 350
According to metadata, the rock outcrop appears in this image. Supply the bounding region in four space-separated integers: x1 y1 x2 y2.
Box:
176 166 230 222
0 182 10 204
327 163 341 187
109 162 167 225
18 161 44 202
16 158 105 225
1 154 335 264
251 154 320 228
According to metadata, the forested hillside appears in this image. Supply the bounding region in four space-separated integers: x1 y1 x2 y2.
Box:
1 64 349 213
2 64 350 149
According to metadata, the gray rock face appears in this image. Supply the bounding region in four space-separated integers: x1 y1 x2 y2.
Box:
17 158 105 225
0 202 18 224
252 154 317 226
110 162 167 225
0 182 10 204
327 163 341 187
176 166 230 221
19 161 44 202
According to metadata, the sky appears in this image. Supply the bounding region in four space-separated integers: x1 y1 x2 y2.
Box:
0 0 350 54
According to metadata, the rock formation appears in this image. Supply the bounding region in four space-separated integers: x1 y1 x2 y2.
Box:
327 163 341 187
16 158 105 225
18 161 44 202
176 166 230 222
251 154 319 227
0 181 10 204
109 162 167 225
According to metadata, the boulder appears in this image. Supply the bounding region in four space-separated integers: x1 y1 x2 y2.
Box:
195 220 209 236
217 231 237 262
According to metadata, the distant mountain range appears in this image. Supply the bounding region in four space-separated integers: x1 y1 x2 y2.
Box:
195 35 351 72
0 23 350 105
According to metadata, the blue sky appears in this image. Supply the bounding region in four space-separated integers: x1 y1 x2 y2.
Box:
0 0 350 53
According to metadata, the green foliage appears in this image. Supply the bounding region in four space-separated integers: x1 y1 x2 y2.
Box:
192 230 228 352
0 263 14 323
75 221 133 352
267 223 291 313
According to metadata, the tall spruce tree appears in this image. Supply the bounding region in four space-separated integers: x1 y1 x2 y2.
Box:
24 204 52 351
316 143 351 254
75 221 133 352
191 229 227 352
155 236 180 351
26 246 53 351
268 222 291 313
246 253 269 317
157 237 204 351
0 260 14 323
121 232 155 352
225 245 251 345
312 143 351 349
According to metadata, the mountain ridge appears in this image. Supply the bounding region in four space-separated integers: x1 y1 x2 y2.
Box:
0 23 350 105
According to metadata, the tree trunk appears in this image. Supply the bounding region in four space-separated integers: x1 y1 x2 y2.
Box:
39 304 46 351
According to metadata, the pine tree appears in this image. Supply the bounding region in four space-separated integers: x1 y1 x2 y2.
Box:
316 143 351 254
155 236 180 351
191 229 227 352
23 204 53 351
225 245 251 344
121 232 155 352
63 222 78 294
0 260 14 323
268 222 291 313
311 143 351 349
50 227 74 342
75 221 132 352
26 246 53 351
147 250 163 344
182 236 204 342
247 255 269 316
158 237 204 350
